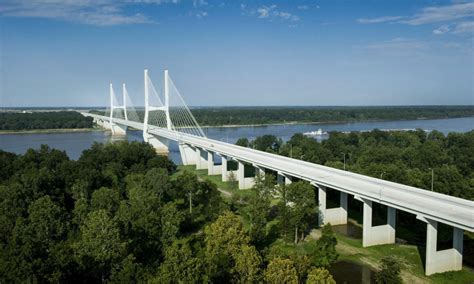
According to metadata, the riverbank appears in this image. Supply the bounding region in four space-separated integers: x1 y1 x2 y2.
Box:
0 127 103 135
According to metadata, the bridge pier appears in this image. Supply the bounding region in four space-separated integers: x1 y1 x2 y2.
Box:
195 147 208 170
423 218 463 275
179 143 196 165
143 132 169 155
221 155 229 182
357 198 396 247
277 172 292 185
237 160 254 189
318 185 348 226
207 151 221 175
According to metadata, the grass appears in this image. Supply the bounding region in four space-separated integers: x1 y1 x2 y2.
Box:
176 165 256 199
334 221 474 284
174 165 474 283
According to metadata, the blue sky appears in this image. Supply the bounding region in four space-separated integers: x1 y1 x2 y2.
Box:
0 0 473 107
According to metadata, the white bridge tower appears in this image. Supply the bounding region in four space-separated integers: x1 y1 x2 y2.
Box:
143 69 171 154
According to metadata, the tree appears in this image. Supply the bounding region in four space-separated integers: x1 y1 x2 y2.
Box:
247 173 273 245
90 187 120 214
234 245 262 283
227 171 238 190
152 241 204 283
306 267 335 284
284 181 316 243
311 224 338 267
204 211 255 280
375 256 402 284
74 209 126 281
264 257 298 284
159 203 183 246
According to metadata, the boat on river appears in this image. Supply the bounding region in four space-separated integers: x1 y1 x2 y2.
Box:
303 128 328 136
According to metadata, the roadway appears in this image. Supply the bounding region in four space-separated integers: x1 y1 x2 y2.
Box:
83 113 474 232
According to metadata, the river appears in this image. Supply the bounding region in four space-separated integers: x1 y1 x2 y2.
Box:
1 117 472 163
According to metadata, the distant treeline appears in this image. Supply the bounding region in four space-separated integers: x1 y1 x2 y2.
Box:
190 106 474 126
91 105 474 127
0 111 94 130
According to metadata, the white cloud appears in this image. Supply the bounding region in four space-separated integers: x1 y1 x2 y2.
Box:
257 5 275 19
433 25 450 35
297 5 309 10
357 16 402 24
0 0 179 26
453 21 474 33
255 5 299 22
401 2 474 25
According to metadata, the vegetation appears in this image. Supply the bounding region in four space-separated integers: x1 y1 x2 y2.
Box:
0 111 93 131
237 130 474 200
375 256 403 284
90 105 474 127
0 142 338 282
190 105 474 126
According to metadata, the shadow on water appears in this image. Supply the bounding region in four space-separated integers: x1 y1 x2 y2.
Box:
329 260 376 284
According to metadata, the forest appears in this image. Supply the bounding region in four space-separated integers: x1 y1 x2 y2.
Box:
190 106 474 126
0 111 94 131
89 105 474 127
0 141 355 283
236 129 474 201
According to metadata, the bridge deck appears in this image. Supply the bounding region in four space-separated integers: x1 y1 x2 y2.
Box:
85 113 474 232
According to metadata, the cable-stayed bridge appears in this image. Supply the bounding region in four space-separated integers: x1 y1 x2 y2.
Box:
82 69 474 276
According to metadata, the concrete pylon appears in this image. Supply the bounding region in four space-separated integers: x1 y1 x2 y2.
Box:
109 83 127 136
317 185 348 226
424 218 463 275
179 143 196 165
143 69 169 154
358 198 396 247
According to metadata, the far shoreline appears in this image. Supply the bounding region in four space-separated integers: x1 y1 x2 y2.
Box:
1 116 473 134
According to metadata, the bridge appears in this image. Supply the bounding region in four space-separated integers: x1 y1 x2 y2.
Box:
82 69 474 276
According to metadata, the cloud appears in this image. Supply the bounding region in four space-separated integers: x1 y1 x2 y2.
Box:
400 2 474 25
255 5 299 22
297 5 309 10
357 16 402 24
453 21 474 33
433 25 450 35
0 0 179 26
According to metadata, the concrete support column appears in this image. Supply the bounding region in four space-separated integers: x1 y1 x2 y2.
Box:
277 172 292 185
221 155 228 182
207 151 214 175
179 143 196 165
143 132 169 155
361 199 396 247
425 219 463 275
318 185 347 226
277 172 284 185
255 165 265 179
111 123 127 136
207 152 222 176
237 160 245 189
195 148 208 170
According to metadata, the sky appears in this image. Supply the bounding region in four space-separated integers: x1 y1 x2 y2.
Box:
0 0 473 107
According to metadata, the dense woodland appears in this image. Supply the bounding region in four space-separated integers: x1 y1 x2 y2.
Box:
236 129 474 201
0 142 348 283
90 105 474 127
0 111 93 130
191 106 474 126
